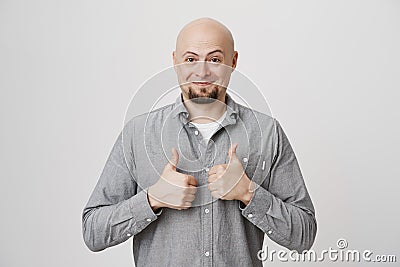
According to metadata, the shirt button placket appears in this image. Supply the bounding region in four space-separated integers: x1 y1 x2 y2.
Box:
203 203 212 266
204 162 213 265
202 138 214 266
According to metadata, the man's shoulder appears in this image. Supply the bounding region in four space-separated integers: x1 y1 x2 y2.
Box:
124 103 176 128
235 102 276 128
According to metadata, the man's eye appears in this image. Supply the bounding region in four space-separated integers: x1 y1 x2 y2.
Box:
210 57 221 63
185 57 195 62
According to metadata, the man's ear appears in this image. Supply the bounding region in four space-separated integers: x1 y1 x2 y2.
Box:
231 51 238 71
172 51 178 72
172 51 177 66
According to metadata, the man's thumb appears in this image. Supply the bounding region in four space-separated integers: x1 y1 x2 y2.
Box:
169 147 179 170
228 143 239 161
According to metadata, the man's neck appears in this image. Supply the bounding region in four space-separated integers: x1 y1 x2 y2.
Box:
182 93 227 124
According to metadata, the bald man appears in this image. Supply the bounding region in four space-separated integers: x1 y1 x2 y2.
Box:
82 18 317 266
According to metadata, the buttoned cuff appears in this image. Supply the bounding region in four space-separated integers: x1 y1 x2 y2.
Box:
238 183 272 225
127 189 163 233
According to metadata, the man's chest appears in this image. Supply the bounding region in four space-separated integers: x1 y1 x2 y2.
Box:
130 120 271 190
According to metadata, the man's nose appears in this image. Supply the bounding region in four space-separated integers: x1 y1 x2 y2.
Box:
194 61 211 78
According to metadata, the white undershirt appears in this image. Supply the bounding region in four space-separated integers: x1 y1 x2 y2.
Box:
191 111 227 140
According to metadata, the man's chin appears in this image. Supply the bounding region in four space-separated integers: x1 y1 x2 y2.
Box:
187 86 220 104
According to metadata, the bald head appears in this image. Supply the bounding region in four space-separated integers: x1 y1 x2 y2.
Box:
173 18 238 103
175 18 235 54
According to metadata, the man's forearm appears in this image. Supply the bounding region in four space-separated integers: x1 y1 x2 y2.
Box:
82 190 160 252
239 184 317 252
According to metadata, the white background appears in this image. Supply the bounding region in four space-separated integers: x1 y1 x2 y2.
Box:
1 0 399 266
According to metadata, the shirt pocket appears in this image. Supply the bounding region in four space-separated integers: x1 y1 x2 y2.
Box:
244 154 272 187
243 153 261 180
244 164 257 180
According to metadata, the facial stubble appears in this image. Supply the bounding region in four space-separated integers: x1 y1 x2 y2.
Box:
187 85 220 104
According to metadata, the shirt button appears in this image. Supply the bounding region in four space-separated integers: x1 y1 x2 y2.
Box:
267 230 273 235
204 251 210 257
146 218 151 222
248 213 253 218
127 233 132 237
204 208 209 214
243 157 248 163
194 130 199 135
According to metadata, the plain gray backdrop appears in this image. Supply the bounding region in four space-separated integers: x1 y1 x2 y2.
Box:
1 0 399 266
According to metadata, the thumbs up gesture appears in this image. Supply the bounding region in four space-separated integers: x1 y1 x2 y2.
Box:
207 143 255 205
148 148 198 210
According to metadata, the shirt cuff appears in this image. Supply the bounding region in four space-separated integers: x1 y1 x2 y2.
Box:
238 183 273 225
127 189 163 233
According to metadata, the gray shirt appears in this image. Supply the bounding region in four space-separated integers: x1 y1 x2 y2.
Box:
82 93 317 266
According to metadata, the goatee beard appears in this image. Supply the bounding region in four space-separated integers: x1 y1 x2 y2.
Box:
188 86 219 104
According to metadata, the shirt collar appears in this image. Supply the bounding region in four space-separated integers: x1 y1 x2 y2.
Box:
171 93 239 123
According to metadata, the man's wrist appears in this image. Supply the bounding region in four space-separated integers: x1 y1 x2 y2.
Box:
147 187 162 211
239 177 255 206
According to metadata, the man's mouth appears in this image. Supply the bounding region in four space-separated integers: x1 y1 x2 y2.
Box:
192 81 213 86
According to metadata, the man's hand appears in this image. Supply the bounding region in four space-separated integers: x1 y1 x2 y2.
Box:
207 143 255 205
148 148 198 211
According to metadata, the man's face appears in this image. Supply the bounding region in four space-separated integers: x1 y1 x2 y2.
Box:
173 20 238 104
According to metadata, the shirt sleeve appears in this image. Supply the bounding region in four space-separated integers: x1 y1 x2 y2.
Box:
239 118 317 253
82 124 163 252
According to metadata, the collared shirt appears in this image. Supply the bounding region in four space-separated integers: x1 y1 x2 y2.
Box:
82 93 317 266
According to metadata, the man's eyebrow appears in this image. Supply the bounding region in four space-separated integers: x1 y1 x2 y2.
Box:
182 51 198 57
207 49 224 56
182 49 224 57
